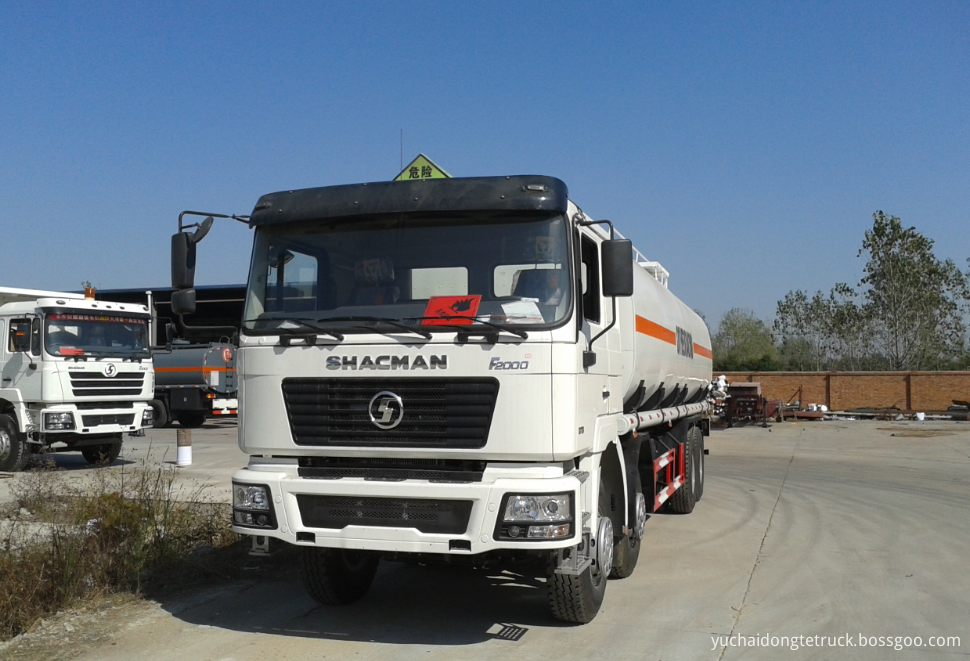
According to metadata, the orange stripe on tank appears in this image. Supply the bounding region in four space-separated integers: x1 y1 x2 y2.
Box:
635 315 676 345
693 343 713 360
154 366 235 373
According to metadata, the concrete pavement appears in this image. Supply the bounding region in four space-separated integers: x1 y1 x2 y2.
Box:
2 420 968 660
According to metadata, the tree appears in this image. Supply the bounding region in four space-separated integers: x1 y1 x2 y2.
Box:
826 283 873 370
713 308 778 371
773 290 832 370
858 212 968 370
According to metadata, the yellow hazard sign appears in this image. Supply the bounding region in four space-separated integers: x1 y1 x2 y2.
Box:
394 154 451 181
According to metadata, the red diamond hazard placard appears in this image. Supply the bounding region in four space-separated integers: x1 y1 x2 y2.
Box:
422 295 481 325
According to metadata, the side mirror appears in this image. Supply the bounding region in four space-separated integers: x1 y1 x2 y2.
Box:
601 239 634 297
171 232 197 290
165 323 176 344
171 289 197 315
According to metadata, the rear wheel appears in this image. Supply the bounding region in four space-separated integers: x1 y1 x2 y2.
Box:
302 547 379 605
665 430 697 514
81 438 122 466
176 411 206 428
0 414 29 472
547 479 611 623
149 399 169 428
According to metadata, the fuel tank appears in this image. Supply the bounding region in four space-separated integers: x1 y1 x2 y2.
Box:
153 343 236 394
616 260 712 410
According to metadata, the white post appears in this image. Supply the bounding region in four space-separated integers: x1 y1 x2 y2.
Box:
176 428 192 466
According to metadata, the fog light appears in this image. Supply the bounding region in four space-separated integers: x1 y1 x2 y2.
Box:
527 524 571 538
44 412 75 431
141 408 154 426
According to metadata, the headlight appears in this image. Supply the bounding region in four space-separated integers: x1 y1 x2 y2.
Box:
496 492 574 542
141 408 154 425
44 412 75 431
504 494 571 523
233 484 270 510
232 482 276 530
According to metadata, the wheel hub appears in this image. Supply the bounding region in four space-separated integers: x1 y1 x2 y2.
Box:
0 429 10 462
594 515 614 577
635 492 648 540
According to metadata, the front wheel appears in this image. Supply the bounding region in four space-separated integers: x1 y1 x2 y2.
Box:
81 439 122 466
149 399 169 428
610 481 646 579
547 480 611 623
0 414 29 472
302 547 379 605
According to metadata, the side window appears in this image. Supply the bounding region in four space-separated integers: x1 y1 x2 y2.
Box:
8 319 31 353
581 236 600 323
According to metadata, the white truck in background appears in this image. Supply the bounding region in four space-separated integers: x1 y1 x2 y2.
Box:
170 175 712 623
0 287 154 471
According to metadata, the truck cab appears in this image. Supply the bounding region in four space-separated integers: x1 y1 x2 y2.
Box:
0 287 154 470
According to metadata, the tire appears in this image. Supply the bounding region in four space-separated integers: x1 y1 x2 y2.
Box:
665 430 697 514
547 480 611 623
692 426 705 502
81 438 122 466
0 414 29 472
610 474 644 579
149 399 169 429
302 547 379 605
176 411 206 428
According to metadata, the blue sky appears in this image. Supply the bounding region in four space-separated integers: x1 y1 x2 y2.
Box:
1 1 967 328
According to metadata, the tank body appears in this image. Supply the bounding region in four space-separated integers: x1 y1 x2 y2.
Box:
616 259 712 408
153 343 236 394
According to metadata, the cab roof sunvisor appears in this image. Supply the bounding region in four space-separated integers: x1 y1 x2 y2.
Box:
248 175 569 227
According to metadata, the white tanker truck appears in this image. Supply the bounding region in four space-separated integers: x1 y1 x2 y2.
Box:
170 175 712 623
0 286 154 471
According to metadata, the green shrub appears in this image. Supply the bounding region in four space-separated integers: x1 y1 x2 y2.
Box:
0 461 239 641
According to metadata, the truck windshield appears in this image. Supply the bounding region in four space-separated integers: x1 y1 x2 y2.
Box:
45 313 150 358
242 213 573 334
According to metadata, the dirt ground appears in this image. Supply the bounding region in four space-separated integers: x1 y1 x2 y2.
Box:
2 419 968 660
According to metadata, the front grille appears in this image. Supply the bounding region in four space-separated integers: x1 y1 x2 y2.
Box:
69 371 145 397
80 414 136 427
296 495 473 534
298 457 486 482
282 378 499 449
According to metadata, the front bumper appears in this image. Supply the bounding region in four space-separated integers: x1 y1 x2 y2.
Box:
231 461 582 554
36 403 153 435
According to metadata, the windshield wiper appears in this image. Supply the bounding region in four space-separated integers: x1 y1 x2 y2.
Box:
261 318 345 342
315 316 432 340
409 315 529 340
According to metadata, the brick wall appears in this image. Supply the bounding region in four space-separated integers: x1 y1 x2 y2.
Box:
720 372 970 412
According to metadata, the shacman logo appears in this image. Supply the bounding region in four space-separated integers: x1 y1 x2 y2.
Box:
368 391 404 429
102 363 118 378
326 355 447 371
